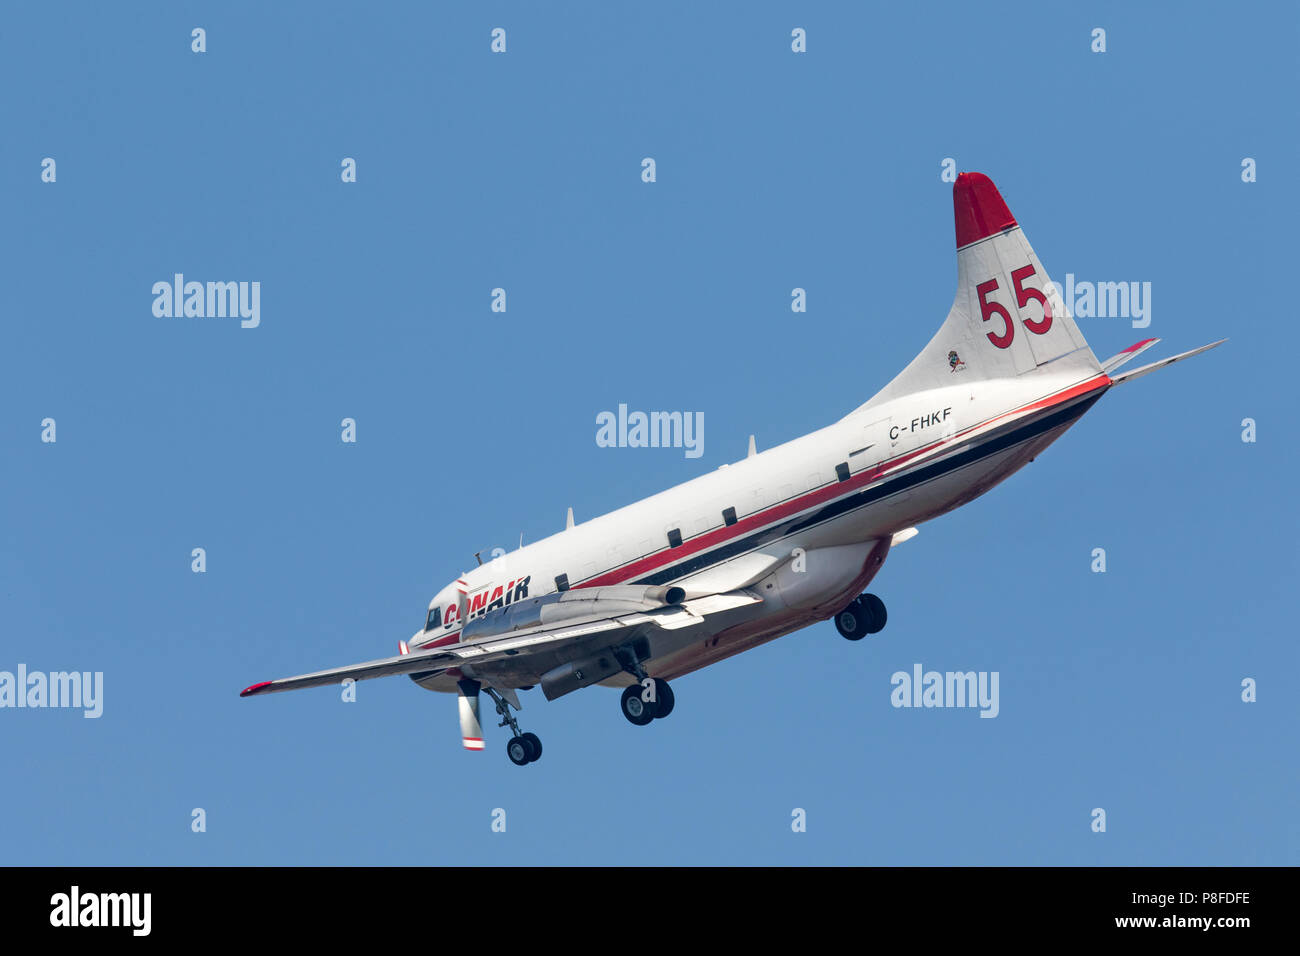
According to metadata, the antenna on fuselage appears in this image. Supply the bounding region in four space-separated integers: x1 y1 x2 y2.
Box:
747 434 757 458
565 507 574 530
474 551 483 566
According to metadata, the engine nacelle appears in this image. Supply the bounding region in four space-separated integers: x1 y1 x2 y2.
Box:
539 650 625 701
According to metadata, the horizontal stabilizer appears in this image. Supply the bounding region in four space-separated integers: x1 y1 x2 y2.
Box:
1101 338 1160 373
1108 339 1226 387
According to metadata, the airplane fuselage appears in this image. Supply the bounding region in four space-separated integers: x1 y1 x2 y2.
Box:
412 366 1111 693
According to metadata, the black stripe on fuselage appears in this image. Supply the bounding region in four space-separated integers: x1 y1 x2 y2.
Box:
632 390 1105 587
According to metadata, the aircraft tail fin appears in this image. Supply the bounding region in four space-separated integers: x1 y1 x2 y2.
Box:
852 172 1102 414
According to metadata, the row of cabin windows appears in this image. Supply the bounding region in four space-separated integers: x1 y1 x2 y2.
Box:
551 464 854 594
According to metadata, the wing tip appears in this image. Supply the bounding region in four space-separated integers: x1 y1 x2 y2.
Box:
1123 337 1160 353
240 681 273 698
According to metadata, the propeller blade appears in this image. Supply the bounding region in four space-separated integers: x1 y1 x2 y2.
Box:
457 679 484 751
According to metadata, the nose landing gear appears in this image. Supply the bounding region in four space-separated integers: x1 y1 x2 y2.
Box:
484 686 543 766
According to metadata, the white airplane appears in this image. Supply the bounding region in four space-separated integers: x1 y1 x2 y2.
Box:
241 172 1223 766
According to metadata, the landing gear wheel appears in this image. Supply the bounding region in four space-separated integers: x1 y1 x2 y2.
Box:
835 593 888 639
835 601 867 641
519 732 542 762
620 685 655 726
506 736 532 766
651 678 675 719
859 593 887 634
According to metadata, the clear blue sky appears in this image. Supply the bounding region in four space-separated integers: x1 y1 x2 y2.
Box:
2 1 1295 865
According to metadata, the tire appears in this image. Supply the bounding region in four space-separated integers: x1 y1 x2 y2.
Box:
859 593 887 634
621 685 655 725
520 732 542 762
506 736 531 766
652 678 675 719
835 600 866 641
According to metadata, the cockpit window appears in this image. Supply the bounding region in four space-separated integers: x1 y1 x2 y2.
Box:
424 607 441 631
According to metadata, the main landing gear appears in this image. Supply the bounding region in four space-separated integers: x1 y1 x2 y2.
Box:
484 686 543 766
506 733 542 767
620 678 675 725
834 593 887 640
613 646 675 726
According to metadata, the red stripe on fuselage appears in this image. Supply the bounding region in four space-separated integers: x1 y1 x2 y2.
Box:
580 374 1110 590
416 631 461 651
414 373 1110 663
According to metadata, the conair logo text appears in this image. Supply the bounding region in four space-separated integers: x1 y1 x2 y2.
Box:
446 575 532 627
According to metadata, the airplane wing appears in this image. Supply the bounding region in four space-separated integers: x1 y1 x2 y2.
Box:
1107 339 1226 387
240 648 462 697
240 588 762 697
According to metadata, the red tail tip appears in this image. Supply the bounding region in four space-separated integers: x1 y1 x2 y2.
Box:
953 172 1017 249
